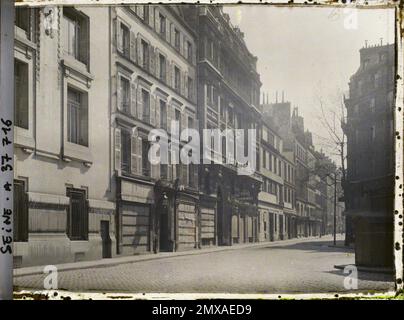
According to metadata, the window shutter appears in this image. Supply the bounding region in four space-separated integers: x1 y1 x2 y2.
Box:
180 71 185 96
117 75 122 111
150 45 156 76
137 136 143 175
155 8 160 33
184 72 189 98
149 6 154 28
167 150 173 181
167 103 172 132
130 30 137 62
156 51 160 79
155 98 161 128
131 132 138 174
151 148 160 180
181 34 185 57
115 127 121 172
117 20 123 53
181 164 188 186
137 35 143 67
182 36 188 59
137 85 143 120
181 110 187 135
150 93 156 126
167 61 172 87
167 20 171 42
130 81 137 117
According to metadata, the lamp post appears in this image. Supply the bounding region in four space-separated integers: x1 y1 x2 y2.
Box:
333 172 337 246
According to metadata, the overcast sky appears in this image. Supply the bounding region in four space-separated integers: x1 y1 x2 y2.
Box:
223 6 395 165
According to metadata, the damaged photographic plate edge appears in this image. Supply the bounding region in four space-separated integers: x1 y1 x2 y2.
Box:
1 0 403 300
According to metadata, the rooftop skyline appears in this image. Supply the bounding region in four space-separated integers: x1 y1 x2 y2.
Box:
223 5 395 166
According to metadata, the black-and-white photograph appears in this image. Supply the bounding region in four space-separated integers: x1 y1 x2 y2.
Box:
0 1 403 301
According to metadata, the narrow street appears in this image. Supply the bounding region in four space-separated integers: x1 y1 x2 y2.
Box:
13 236 394 294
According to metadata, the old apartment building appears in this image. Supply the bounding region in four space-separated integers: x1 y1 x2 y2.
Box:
343 43 395 268
13 6 115 266
183 6 262 246
111 5 199 254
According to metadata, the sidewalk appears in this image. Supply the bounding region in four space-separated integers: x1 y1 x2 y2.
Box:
13 236 334 278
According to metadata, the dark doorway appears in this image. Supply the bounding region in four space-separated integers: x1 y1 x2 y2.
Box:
159 204 169 251
269 213 274 241
217 190 225 246
100 220 112 258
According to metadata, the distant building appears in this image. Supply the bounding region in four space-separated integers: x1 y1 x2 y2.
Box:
258 117 297 242
343 43 395 268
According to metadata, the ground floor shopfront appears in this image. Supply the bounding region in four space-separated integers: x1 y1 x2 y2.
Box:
116 176 200 255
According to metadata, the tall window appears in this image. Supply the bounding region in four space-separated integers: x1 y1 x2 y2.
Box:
142 89 150 123
119 76 130 114
63 9 88 64
186 41 192 61
119 23 130 58
174 67 181 92
141 40 149 71
159 14 166 36
14 180 28 242
174 28 180 50
67 87 88 146
159 54 166 82
160 100 167 130
121 130 131 173
67 188 88 241
14 60 29 129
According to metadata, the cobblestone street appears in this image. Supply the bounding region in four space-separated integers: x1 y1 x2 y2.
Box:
13 236 394 294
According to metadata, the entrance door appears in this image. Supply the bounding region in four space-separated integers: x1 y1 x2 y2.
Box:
159 205 169 251
100 220 112 258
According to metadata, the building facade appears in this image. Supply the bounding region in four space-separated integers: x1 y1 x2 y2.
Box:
13 6 116 267
111 5 199 255
183 6 262 246
343 43 395 268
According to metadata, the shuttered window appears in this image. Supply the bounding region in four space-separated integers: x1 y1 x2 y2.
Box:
121 130 131 173
67 188 88 241
14 180 28 242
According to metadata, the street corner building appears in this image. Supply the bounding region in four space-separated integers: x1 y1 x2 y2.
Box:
12 5 345 267
343 43 395 269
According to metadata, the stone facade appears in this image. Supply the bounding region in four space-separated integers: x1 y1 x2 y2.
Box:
13 7 116 267
343 43 395 268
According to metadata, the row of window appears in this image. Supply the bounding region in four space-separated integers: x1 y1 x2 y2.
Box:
131 5 194 63
117 24 195 100
118 129 197 187
261 149 295 183
200 35 260 107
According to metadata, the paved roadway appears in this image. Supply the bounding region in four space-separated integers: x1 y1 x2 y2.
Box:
13 236 394 294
